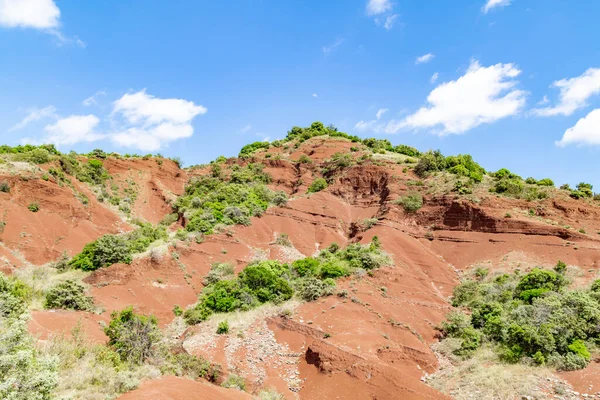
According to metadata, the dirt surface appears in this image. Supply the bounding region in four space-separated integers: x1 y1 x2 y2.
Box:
117 375 252 400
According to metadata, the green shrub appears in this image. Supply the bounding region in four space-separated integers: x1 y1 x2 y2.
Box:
537 178 554 186
394 192 423 213
568 339 591 361
439 267 600 370
172 305 183 316
308 178 328 193
298 154 312 164
184 240 390 324
105 307 161 365
216 320 229 334
0 181 9 193
44 280 93 311
292 258 319 277
576 182 593 198
393 144 420 157
414 150 446 177
222 374 246 391
28 202 39 212
239 141 270 156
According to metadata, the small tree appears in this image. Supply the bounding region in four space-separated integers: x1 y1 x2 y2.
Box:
104 307 161 365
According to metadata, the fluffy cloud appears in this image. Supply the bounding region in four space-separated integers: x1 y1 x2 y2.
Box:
416 53 434 64
376 108 388 119
0 0 59 29
366 0 392 16
39 115 103 146
109 90 207 151
482 0 511 14
531 68 600 117
9 105 57 131
0 0 84 47
430 72 439 84
556 108 600 147
365 60 526 135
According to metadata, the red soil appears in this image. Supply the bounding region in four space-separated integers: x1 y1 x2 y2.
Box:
28 309 109 343
118 375 252 400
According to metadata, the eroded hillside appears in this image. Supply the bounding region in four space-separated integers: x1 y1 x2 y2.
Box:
2 126 600 400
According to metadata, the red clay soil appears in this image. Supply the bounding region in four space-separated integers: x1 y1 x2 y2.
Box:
0 174 129 266
118 376 252 400
102 157 186 224
28 309 109 343
560 358 600 395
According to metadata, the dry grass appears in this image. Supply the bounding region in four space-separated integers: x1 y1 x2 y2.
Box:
14 265 92 309
427 342 557 400
38 322 160 400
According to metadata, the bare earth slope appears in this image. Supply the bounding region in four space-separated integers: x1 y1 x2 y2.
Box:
3 139 599 399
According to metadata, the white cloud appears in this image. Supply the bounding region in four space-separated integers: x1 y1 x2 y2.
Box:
83 90 106 106
8 105 57 131
41 114 103 146
239 124 252 134
531 68 600 117
366 0 398 30
556 108 600 147
0 0 59 29
366 0 392 16
385 60 526 135
376 108 388 119
109 90 207 151
354 108 388 133
383 14 398 30
0 0 84 47
430 72 439 84
416 53 435 65
312 93 318 98
322 38 344 55
537 95 549 105
482 0 511 14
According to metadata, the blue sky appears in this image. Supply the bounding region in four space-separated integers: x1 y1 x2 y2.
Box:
1 0 599 188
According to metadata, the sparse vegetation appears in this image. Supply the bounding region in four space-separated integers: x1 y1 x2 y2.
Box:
394 192 423 213
184 240 391 324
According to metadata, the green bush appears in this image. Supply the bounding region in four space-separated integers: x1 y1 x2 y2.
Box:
176 164 279 234
184 240 391 324
28 202 40 212
70 234 132 271
414 150 446 177
537 178 554 187
0 181 9 193
439 266 600 370
394 192 423 213
394 144 421 157
45 280 93 311
217 320 229 334
105 307 161 365
308 178 328 193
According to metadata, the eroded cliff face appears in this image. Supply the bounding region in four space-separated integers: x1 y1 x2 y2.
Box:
4 138 600 399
